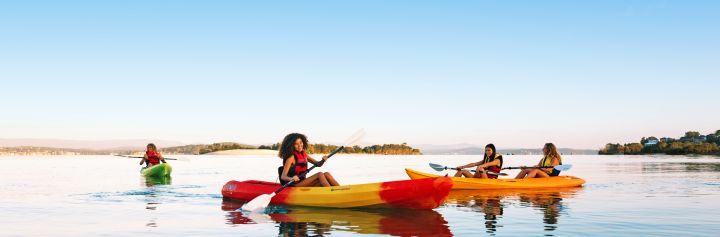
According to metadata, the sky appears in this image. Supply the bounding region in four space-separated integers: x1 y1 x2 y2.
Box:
1 1 718 149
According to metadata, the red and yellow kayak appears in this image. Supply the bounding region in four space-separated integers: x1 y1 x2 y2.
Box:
405 168 585 190
221 177 453 209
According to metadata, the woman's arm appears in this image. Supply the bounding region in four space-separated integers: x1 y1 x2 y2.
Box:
158 153 167 163
457 162 480 169
307 155 330 166
139 153 147 165
307 156 319 165
478 159 501 169
280 157 298 182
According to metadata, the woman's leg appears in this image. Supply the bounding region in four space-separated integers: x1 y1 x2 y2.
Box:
526 169 538 178
295 173 320 187
534 170 550 178
323 172 340 186
455 170 473 178
472 172 488 179
515 169 529 179
454 170 463 177
295 173 331 187
317 172 330 187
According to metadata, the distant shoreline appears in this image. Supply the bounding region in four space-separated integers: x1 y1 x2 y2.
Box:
203 149 278 155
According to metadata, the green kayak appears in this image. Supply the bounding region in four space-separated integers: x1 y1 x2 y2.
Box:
140 163 172 177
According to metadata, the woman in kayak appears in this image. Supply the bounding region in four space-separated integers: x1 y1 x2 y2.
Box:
454 143 503 179
278 133 340 187
139 143 167 167
515 143 562 179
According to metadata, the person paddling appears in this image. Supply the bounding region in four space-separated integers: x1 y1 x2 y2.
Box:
139 143 167 167
454 144 503 179
515 143 563 179
278 133 340 187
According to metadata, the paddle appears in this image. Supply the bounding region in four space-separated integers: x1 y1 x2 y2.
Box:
115 154 178 160
428 163 508 176
240 129 366 213
502 164 572 171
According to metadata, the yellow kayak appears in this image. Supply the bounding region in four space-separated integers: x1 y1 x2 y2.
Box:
405 168 585 190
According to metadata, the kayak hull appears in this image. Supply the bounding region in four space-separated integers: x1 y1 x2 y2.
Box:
221 177 453 209
405 168 585 190
140 163 172 177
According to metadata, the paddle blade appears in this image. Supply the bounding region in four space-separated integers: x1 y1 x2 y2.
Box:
343 129 366 147
428 163 448 172
554 164 572 171
239 193 274 213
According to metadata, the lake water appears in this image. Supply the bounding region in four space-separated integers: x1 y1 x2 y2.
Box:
1 155 719 236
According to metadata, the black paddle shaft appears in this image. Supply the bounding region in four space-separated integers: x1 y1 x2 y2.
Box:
503 166 555 170
118 155 177 160
274 146 344 194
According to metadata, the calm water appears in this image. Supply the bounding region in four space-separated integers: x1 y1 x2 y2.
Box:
1 155 719 236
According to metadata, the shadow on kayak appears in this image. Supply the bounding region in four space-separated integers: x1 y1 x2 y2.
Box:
446 187 583 235
221 200 452 236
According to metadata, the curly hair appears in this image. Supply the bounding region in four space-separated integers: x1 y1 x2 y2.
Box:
146 143 157 152
279 133 309 159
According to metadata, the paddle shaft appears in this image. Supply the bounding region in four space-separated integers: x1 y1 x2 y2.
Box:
274 146 344 194
442 166 504 176
118 155 177 161
503 166 556 170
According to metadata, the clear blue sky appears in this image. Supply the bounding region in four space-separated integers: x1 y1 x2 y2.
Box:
1 1 718 149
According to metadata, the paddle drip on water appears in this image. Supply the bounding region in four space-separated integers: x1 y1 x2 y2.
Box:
239 129 366 212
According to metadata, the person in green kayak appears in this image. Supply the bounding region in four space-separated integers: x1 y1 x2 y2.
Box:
139 143 167 167
278 133 340 187
515 143 563 179
454 143 503 179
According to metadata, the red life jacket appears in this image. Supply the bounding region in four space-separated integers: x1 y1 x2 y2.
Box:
483 153 503 179
146 151 160 165
292 150 309 175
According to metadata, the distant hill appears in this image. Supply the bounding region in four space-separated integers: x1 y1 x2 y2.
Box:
0 138 184 150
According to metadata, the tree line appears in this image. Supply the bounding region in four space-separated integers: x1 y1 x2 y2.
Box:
258 143 422 155
154 142 422 155
157 142 257 155
599 130 720 155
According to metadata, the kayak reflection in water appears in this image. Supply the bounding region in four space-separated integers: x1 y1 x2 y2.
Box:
518 191 566 232
139 143 167 168
278 133 340 187
448 188 578 235
220 200 452 236
515 143 563 179
452 193 504 234
454 144 503 179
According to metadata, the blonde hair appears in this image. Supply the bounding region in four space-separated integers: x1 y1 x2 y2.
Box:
543 143 561 162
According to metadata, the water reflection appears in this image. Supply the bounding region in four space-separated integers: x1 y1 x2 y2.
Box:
222 200 452 236
447 188 581 236
143 176 172 187
141 176 171 228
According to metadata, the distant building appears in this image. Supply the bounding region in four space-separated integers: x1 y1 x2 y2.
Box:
644 140 659 147
694 135 707 142
644 137 660 147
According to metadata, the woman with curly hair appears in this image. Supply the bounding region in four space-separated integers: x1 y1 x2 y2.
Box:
278 133 340 187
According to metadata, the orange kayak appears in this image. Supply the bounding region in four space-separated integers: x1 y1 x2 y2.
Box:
221 177 453 209
405 168 585 190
